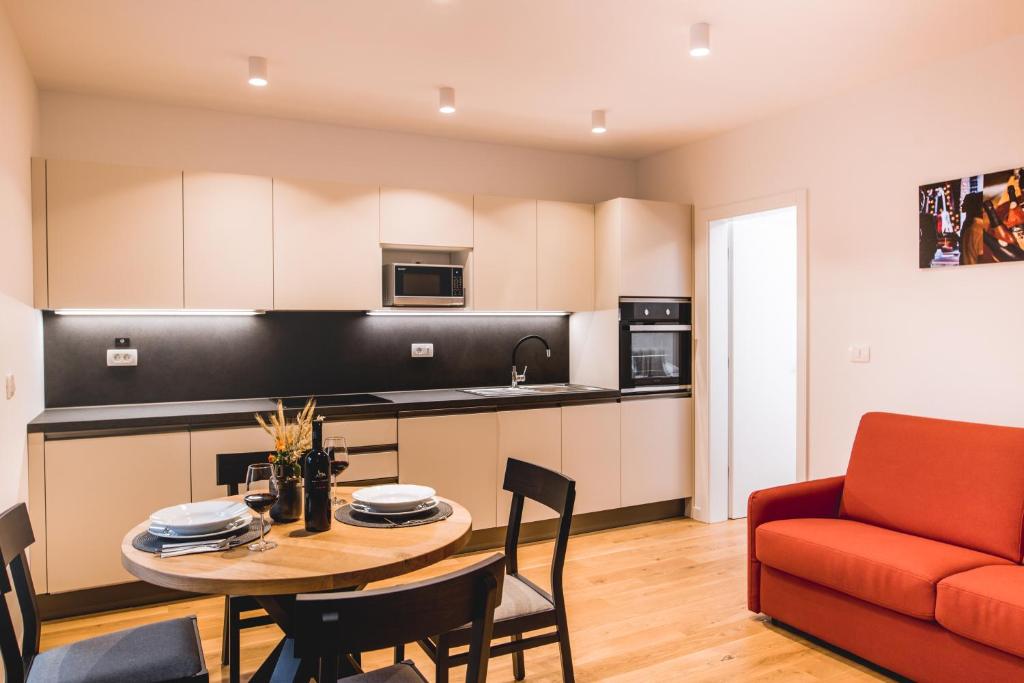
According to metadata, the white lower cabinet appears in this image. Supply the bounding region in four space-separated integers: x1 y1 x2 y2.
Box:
399 412 499 529
497 408 562 524
190 425 272 502
324 418 399 483
561 402 621 514
621 396 694 507
44 432 191 593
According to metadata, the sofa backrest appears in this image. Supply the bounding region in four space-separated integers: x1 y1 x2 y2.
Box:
840 412 1024 562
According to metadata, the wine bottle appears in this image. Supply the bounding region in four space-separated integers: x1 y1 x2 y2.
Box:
303 417 332 532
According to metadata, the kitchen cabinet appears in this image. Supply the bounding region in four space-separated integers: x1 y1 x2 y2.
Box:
380 188 474 249
537 200 594 312
473 195 537 311
497 408 561 524
618 199 691 298
324 418 398 483
44 432 191 592
620 396 694 506
561 402 621 514
399 411 498 529
183 172 273 310
273 178 381 310
46 160 184 309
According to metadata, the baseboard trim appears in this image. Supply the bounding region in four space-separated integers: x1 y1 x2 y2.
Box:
39 498 688 620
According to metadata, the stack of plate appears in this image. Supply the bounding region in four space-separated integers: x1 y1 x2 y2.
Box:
350 484 438 517
148 500 253 540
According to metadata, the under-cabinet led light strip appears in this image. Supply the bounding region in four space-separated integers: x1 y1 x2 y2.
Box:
366 309 569 317
53 309 265 316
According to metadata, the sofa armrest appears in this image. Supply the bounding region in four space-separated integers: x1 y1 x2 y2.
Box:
747 476 845 613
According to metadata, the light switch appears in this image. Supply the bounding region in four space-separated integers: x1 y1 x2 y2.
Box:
848 345 871 363
4 374 14 400
411 343 434 358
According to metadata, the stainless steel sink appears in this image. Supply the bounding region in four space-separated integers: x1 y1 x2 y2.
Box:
461 384 605 397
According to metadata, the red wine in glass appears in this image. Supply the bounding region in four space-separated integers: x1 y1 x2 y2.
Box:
244 492 278 514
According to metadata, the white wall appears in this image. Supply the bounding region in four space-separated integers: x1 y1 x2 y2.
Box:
38 91 635 203
638 35 1024 478
0 4 41 512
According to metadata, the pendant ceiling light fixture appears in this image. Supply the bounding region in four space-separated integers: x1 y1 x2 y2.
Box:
689 22 711 57
439 86 456 114
591 109 607 134
248 56 268 86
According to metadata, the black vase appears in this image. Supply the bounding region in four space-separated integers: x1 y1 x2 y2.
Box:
271 477 302 523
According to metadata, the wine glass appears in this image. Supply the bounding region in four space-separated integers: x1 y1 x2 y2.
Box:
324 436 350 507
244 463 278 552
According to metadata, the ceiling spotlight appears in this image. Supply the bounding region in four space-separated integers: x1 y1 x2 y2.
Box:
248 56 268 87
591 109 607 134
439 86 456 114
689 22 711 57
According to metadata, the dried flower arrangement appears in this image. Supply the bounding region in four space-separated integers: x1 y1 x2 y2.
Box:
254 398 316 479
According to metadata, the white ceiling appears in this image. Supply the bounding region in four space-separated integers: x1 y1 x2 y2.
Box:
6 0 1023 159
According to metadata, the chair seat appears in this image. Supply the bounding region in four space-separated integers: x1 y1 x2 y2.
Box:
936 565 1024 657
755 518 1010 619
494 574 554 622
28 617 205 683
340 660 428 682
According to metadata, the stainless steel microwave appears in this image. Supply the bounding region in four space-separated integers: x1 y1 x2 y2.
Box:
383 263 466 307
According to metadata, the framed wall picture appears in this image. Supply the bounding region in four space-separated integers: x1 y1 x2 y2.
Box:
919 167 1024 268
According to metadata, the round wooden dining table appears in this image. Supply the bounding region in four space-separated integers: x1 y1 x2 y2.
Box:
121 489 473 682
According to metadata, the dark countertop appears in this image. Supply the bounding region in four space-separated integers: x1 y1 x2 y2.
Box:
28 385 626 436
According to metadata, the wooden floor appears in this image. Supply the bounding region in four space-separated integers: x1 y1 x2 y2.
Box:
41 518 893 682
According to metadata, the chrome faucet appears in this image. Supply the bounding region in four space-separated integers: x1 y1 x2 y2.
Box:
511 335 551 388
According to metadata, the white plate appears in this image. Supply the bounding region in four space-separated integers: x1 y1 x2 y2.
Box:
349 499 439 518
150 500 251 534
352 484 436 512
149 514 253 540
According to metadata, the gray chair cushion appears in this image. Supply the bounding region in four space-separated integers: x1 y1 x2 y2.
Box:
28 616 205 683
341 660 427 683
494 574 553 622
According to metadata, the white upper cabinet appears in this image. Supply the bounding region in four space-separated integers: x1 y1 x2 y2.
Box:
183 172 273 310
47 160 184 309
537 200 595 312
619 199 692 298
595 198 692 305
380 188 474 249
273 177 381 310
473 195 538 311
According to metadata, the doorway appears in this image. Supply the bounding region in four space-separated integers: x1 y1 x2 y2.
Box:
710 207 798 518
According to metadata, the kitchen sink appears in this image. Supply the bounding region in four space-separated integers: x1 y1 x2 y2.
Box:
461 384 605 398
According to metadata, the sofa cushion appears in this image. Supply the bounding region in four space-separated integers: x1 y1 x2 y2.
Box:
755 518 1010 619
839 412 1024 562
936 566 1024 658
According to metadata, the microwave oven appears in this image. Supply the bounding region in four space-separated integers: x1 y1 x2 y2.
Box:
383 263 465 307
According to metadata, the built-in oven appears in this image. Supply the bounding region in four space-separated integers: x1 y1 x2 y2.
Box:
619 297 692 394
383 263 465 307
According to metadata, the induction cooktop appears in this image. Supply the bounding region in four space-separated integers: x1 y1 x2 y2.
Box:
276 394 393 409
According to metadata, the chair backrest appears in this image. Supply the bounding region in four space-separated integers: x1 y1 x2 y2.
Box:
0 503 41 683
840 412 1024 561
502 458 575 601
293 553 505 683
216 451 274 495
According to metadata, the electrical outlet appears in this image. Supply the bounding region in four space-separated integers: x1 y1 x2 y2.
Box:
4 374 14 400
411 343 434 358
107 349 139 367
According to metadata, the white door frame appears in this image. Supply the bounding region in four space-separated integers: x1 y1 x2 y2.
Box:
692 190 808 523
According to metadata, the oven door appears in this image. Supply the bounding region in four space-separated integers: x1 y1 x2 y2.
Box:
620 324 692 393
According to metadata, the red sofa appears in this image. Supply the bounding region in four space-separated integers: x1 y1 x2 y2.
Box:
748 412 1024 682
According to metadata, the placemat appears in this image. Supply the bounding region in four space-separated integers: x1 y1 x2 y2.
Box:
337 501 454 528
132 519 270 554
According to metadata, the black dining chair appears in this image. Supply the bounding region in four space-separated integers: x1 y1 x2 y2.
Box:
0 503 208 683
293 553 505 683
413 458 577 682
214 450 279 683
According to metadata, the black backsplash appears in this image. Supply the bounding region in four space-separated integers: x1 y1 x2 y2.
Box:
43 311 569 408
